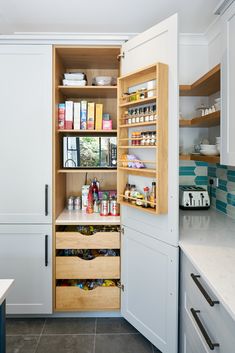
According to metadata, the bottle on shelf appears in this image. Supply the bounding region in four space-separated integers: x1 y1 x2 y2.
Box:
86 186 94 214
130 184 137 204
123 183 131 202
143 186 150 208
149 182 156 208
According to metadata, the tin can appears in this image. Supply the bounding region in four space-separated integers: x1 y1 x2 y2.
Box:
100 200 109 216
74 197 81 210
110 199 120 216
67 196 74 211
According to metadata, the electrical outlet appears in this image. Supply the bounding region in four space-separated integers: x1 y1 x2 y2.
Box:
209 177 219 187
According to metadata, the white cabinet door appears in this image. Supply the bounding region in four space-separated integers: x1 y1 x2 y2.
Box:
121 226 178 353
0 45 52 223
0 224 52 314
221 1 235 166
120 14 179 246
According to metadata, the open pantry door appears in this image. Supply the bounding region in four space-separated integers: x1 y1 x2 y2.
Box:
119 14 179 353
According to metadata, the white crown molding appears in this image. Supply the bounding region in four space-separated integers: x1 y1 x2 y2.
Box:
0 32 135 44
179 33 207 46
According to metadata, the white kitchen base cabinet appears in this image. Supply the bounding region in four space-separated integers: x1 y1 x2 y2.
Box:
121 226 178 353
0 45 52 223
0 225 52 314
180 252 235 353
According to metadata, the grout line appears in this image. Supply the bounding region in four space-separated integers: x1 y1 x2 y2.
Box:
34 319 46 353
93 318 97 353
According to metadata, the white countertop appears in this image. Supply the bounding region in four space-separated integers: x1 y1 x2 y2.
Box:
0 279 14 305
56 209 120 225
180 208 235 321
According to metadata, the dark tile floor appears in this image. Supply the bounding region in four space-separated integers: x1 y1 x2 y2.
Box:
6 317 161 353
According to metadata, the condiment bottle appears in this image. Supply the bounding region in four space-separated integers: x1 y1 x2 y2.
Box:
131 110 136 124
139 108 144 123
135 108 140 123
143 187 150 208
149 182 156 208
130 184 136 204
123 183 131 202
145 131 151 146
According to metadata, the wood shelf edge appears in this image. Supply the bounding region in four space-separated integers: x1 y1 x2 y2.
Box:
179 110 220 128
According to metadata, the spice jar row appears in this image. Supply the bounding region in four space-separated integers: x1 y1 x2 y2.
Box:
131 131 156 146
123 104 157 125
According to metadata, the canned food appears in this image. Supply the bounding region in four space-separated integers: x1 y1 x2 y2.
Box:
100 200 109 216
67 196 74 211
110 199 120 216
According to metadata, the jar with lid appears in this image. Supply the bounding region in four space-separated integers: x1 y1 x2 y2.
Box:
149 182 156 208
139 88 146 99
123 183 130 202
141 132 146 145
150 132 156 146
130 185 136 204
136 195 144 206
131 110 136 124
128 109 132 124
153 104 157 121
131 132 136 145
149 106 154 121
136 132 141 145
145 132 151 146
145 106 150 122
124 110 129 125
135 108 140 123
143 187 150 208
139 108 144 123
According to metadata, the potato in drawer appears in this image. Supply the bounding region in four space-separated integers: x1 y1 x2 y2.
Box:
56 256 120 279
56 231 120 249
56 286 120 311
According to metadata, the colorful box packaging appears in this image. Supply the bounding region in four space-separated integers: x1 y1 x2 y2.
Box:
73 102 81 130
80 100 87 130
65 101 73 129
58 103 65 129
87 102 95 130
102 120 112 130
95 104 103 130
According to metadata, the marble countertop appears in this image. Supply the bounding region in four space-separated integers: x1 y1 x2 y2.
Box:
179 208 235 321
0 279 14 305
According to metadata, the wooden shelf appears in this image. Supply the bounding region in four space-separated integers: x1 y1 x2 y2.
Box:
57 129 117 134
118 145 157 149
119 200 156 215
58 169 117 174
56 209 120 225
180 64 220 96
179 111 220 128
119 96 157 108
179 154 220 163
118 167 156 176
119 121 156 128
58 85 117 98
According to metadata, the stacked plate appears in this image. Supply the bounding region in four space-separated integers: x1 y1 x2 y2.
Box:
200 144 219 156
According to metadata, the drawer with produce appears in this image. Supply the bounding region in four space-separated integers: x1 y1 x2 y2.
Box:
56 225 120 250
56 279 120 311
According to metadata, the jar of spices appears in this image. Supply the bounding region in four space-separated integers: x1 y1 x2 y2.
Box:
145 106 150 122
131 110 136 124
153 104 157 121
150 132 156 146
124 110 129 125
139 88 145 99
141 132 146 145
145 132 151 146
131 132 136 145
139 108 144 123
149 106 154 121
130 185 136 204
136 132 141 145
135 108 140 123
128 110 132 124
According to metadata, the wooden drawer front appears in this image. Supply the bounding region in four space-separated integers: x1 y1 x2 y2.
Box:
56 231 120 249
56 286 120 311
56 256 120 279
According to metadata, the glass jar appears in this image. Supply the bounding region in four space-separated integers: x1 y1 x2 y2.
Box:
136 195 144 206
141 132 145 145
145 106 150 122
153 104 157 121
135 108 140 123
145 132 151 146
149 106 154 121
139 108 144 123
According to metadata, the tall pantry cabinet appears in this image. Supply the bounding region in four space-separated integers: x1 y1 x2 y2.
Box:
0 45 53 314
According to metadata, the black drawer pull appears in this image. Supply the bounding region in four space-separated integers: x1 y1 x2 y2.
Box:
45 235 48 267
191 273 219 307
45 184 48 216
191 308 219 350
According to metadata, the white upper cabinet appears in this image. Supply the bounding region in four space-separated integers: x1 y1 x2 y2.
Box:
221 1 235 166
0 45 52 223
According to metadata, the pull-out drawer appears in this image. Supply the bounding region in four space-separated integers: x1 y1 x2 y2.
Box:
56 256 120 279
56 231 120 249
56 286 120 311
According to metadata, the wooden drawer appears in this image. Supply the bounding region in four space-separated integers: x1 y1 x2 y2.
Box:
56 231 120 249
56 256 120 279
56 286 120 311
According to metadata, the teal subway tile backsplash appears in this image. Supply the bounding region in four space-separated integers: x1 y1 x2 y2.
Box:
180 160 235 219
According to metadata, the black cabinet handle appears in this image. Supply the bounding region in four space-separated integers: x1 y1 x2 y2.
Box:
191 273 219 307
45 235 48 267
45 184 48 216
191 308 219 350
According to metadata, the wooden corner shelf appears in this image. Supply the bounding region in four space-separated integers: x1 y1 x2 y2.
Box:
119 200 157 215
58 85 117 98
56 209 120 225
180 64 220 96
179 154 220 163
179 110 220 128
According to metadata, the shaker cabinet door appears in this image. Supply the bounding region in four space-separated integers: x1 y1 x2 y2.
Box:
221 2 235 166
0 224 52 314
0 45 52 223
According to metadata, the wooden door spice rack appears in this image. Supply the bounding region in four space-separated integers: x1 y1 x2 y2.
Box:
117 62 168 214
